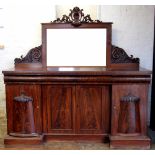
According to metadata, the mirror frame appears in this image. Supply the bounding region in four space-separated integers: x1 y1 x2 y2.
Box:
42 22 112 68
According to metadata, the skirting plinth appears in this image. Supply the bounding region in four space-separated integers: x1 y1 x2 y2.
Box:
110 135 151 149
4 135 43 145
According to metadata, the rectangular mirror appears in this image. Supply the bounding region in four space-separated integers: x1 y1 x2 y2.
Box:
42 23 112 68
47 29 106 66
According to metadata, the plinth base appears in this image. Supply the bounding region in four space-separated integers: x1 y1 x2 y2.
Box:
4 135 43 145
110 135 151 149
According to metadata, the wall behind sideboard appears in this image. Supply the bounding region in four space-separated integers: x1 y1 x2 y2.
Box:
100 5 154 70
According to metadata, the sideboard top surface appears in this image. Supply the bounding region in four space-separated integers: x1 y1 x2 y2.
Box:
2 67 152 76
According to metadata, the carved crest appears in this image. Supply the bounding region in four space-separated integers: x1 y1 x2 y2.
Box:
111 45 139 63
52 6 102 26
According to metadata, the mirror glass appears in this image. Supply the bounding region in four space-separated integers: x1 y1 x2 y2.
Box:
46 28 106 66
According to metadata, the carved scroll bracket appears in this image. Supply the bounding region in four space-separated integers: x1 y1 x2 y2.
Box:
14 44 140 67
52 6 103 26
14 45 42 64
111 45 139 64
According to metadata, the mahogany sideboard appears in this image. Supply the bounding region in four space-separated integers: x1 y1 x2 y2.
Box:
2 67 151 149
2 6 152 149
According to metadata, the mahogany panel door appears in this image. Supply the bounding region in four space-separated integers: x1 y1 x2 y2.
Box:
76 85 110 134
5 84 42 134
43 85 75 133
111 84 149 136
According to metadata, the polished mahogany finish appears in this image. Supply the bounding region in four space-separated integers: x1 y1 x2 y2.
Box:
2 67 151 149
44 85 75 134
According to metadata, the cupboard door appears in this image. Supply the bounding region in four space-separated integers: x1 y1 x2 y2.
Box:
6 84 42 134
111 84 149 136
44 85 75 133
76 85 110 134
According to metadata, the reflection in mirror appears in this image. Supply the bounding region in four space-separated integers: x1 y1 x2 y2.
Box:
58 67 75 71
47 29 106 66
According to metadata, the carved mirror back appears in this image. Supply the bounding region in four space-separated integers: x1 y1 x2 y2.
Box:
15 6 139 70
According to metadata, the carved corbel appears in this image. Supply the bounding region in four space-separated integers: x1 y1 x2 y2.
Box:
120 93 140 103
14 93 33 103
10 93 38 137
118 93 140 133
